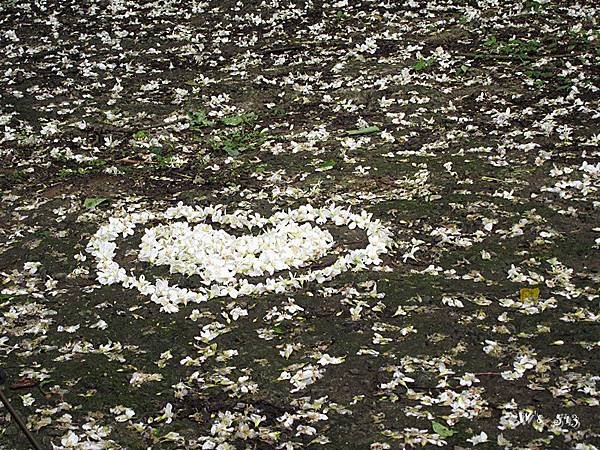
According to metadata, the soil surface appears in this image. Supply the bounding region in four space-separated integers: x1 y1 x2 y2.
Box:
0 0 599 449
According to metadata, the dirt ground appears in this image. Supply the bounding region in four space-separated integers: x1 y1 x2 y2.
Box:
0 0 599 448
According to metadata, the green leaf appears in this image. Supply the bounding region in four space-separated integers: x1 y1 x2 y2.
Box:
272 325 285 335
317 160 336 171
221 115 244 126
413 58 432 71
254 164 268 173
346 126 380 136
224 146 240 157
432 421 456 438
133 130 148 140
84 197 108 210
221 112 257 127
484 36 497 47
189 110 215 128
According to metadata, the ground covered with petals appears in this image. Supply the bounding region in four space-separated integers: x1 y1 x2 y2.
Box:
0 0 599 449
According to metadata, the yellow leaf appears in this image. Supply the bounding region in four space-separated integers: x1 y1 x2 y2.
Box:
520 287 540 301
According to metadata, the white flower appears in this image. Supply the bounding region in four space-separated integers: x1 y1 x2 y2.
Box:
130 372 163 387
459 373 480 387
111 406 135 422
317 354 345 366
229 306 248 321
467 431 489 445
157 403 174 424
61 431 79 447
285 364 324 392
24 261 41 274
513 355 537 373
20 393 35 407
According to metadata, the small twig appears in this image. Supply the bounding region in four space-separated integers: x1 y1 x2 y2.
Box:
0 370 43 450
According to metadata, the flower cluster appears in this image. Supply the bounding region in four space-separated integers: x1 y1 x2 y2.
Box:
87 203 393 312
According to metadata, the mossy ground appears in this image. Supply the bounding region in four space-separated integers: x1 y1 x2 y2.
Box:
1 1 599 449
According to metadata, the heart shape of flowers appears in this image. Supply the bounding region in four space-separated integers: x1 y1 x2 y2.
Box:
139 220 334 283
86 203 393 313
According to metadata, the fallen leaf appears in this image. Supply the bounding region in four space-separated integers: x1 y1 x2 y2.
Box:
84 197 109 210
346 126 380 136
316 160 336 172
432 420 457 438
520 287 540 301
